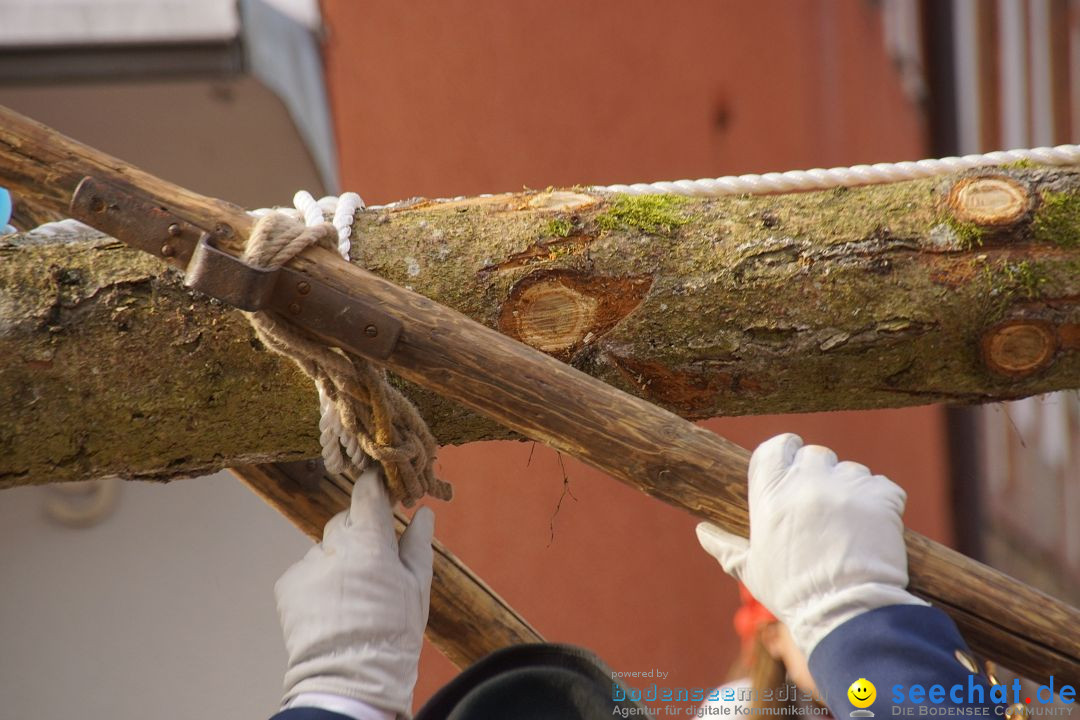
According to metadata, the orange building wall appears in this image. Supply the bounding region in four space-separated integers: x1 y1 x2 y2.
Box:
318 0 951 708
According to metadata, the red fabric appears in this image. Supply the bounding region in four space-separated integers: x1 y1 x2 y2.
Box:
733 585 777 652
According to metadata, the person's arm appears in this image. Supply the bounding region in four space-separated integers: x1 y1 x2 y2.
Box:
696 434 999 716
807 604 1000 714
271 467 434 720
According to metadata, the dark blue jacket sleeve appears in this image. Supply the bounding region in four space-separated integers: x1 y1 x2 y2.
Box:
809 605 1005 717
270 709 356 720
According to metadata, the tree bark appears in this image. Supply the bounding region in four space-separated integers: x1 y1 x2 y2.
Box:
4 176 1079 487
356 178 1080 417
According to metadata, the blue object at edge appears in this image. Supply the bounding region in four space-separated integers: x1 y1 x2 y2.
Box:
0 188 11 228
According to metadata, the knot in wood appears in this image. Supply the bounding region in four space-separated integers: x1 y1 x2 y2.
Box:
948 176 1031 227
981 320 1057 377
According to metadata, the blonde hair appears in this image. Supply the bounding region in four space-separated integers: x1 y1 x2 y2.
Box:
726 623 799 714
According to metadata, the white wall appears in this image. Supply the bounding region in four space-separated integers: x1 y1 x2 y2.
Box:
0 473 310 720
0 57 336 720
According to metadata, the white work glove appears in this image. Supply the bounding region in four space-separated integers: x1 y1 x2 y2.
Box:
275 466 435 718
696 433 927 658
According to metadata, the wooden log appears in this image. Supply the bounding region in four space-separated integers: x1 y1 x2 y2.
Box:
2 105 1080 681
232 461 543 668
6 175 1080 483
3 111 1079 434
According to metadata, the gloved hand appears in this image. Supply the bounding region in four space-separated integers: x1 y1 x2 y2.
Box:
696 433 927 658
275 466 434 718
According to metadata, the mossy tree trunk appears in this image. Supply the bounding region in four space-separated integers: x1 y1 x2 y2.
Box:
3 170 1078 488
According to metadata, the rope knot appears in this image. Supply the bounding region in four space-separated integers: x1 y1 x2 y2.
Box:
243 212 338 270
241 201 451 505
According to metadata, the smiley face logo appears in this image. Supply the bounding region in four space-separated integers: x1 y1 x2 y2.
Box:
848 678 876 709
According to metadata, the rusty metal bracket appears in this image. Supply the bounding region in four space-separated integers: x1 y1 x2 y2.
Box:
184 234 401 358
69 176 401 360
69 176 206 265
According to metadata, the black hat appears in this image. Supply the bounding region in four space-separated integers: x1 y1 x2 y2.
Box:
415 643 648 720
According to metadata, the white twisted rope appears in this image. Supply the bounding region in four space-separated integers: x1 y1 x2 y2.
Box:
252 190 367 477
596 144 1080 197
252 190 363 261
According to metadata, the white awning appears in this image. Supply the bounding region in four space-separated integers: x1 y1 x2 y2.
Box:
0 0 335 190
0 0 241 46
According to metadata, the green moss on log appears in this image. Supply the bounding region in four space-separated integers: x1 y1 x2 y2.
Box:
595 194 689 235
1033 190 1080 247
1001 260 1049 298
543 218 573 238
1002 159 1038 170
945 216 986 249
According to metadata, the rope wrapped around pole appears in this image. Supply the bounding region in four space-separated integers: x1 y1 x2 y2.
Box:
240 211 452 505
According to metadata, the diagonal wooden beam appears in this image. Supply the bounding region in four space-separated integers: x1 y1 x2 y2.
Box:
1 104 1078 681
232 461 544 668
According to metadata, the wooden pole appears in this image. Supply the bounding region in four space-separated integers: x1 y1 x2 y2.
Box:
2 105 1079 681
